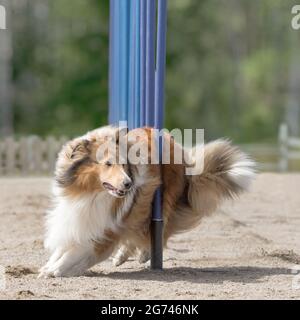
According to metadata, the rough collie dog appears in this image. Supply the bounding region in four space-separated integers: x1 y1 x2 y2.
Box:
39 126 255 277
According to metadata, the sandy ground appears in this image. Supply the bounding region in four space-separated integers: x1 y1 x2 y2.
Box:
0 173 300 300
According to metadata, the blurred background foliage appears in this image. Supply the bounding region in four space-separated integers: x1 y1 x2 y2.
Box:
2 0 300 142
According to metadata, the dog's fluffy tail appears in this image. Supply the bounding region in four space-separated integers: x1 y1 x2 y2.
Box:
172 140 256 234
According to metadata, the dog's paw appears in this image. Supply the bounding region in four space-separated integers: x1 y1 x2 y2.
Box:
143 260 151 269
39 246 96 277
38 265 64 278
138 250 150 264
112 257 126 267
38 261 78 278
38 265 55 279
38 266 82 278
112 252 129 267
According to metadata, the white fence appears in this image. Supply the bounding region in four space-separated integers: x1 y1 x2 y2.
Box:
0 136 68 175
239 143 279 172
278 123 300 172
0 124 299 175
239 123 300 172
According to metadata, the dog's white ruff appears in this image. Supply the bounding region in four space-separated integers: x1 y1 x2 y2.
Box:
40 183 134 277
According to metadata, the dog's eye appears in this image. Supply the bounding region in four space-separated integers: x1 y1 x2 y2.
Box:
105 161 112 167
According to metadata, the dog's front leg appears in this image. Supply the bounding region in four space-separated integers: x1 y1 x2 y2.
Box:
39 240 115 278
39 247 65 276
39 244 98 277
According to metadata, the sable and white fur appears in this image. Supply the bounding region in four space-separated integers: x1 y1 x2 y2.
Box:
112 129 256 266
39 126 255 277
39 126 140 277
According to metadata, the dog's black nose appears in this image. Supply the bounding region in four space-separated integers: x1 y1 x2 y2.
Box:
123 181 132 190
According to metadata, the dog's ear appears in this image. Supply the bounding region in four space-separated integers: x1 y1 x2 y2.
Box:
70 139 91 159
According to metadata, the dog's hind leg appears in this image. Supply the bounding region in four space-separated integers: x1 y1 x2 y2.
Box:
112 244 136 267
138 250 150 264
113 246 150 266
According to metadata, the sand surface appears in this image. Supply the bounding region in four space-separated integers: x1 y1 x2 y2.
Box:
0 173 300 300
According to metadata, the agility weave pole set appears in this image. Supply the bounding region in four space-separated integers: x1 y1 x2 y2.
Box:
109 0 168 269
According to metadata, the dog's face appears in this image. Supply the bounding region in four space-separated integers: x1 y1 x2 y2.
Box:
97 152 132 198
56 134 132 198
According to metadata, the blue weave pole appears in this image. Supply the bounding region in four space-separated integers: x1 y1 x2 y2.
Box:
109 0 168 270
